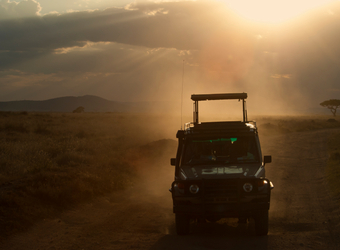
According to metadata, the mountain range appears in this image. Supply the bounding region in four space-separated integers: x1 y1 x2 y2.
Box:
0 95 172 113
0 95 329 115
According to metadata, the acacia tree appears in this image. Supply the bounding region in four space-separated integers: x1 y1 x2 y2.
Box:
320 99 340 117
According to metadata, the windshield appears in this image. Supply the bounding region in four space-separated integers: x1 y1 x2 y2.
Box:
182 136 260 165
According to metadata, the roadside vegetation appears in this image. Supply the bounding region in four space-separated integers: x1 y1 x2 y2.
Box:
255 115 340 135
0 111 177 238
0 112 339 239
327 131 340 199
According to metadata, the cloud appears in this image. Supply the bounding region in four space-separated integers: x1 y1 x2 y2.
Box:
0 1 255 86
0 41 194 101
0 1 243 53
35 0 129 15
0 0 41 20
0 70 63 87
53 41 111 54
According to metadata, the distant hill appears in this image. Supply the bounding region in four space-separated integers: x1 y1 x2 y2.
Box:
0 95 181 113
1 95 327 115
0 95 123 112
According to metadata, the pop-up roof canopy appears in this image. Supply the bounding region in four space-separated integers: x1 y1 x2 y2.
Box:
191 93 247 101
191 93 248 124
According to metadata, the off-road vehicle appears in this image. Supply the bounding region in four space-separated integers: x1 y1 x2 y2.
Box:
170 93 273 236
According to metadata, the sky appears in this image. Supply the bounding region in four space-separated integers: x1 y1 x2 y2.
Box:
1 0 340 114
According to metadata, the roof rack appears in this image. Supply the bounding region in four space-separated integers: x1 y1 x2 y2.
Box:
179 121 257 138
191 93 247 101
191 93 248 124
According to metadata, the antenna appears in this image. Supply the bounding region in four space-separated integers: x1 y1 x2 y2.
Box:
181 60 185 130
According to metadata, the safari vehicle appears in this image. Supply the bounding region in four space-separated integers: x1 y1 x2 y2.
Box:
170 93 273 236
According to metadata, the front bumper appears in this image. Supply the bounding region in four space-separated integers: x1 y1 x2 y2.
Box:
171 178 272 217
173 201 270 217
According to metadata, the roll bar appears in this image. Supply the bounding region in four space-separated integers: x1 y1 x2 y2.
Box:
191 93 248 124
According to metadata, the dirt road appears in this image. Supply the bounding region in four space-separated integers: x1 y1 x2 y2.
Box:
2 129 340 250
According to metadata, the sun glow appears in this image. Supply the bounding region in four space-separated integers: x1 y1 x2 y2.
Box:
223 0 335 23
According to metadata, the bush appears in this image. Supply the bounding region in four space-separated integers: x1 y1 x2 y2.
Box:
327 132 340 199
4 122 29 133
0 111 178 238
34 123 51 134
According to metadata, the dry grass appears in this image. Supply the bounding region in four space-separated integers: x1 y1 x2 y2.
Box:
327 131 340 199
0 112 178 238
255 115 340 135
0 112 339 238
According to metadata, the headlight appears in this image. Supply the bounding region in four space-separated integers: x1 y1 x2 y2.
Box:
243 183 253 192
189 184 199 194
175 182 185 189
258 179 268 187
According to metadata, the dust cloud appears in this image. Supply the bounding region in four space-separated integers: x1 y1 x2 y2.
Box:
132 1 338 117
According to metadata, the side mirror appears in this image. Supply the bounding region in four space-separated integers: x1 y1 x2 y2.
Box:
264 155 272 164
170 158 176 166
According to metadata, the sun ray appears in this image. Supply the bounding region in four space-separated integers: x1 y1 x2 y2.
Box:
222 0 335 24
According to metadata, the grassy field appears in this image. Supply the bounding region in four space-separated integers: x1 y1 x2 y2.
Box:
0 112 179 238
0 112 339 238
327 131 340 199
255 115 340 135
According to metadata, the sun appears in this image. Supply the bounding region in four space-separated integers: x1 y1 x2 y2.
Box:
222 0 335 24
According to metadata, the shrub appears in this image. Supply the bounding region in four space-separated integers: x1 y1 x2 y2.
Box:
4 122 29 133
34 123 51 135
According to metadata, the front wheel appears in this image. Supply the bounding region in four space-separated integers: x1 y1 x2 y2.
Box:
206 216 222 223
175 213 190 235
254 210 269 236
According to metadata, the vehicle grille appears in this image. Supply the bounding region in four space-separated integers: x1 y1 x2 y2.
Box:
203 179 239 203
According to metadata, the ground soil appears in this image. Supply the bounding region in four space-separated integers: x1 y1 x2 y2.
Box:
1 129 340 250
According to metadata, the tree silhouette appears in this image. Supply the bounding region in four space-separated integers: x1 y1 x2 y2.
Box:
320 99 340 117
73 106 85 113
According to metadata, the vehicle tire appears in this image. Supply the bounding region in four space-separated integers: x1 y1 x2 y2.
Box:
206 216 221 223
254 210 269 236
238 217 248 224
175 213 190 235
